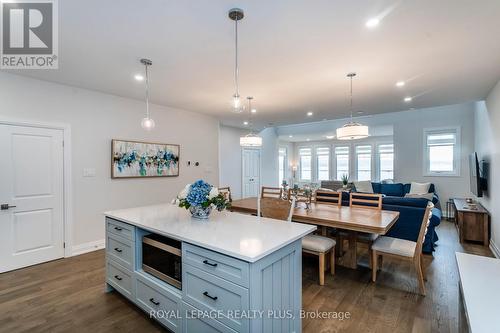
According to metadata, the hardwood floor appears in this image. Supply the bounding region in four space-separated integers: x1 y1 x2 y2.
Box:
0 221 492 333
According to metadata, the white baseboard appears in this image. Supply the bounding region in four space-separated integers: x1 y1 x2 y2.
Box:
490 240 500 258
71 239 105 256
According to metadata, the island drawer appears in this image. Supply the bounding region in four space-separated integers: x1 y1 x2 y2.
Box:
183 264 249 332
182 301 237 333
106 218 135 241
183 243 249 288
106 259 133 300
135 273 182 332
106 233 134 270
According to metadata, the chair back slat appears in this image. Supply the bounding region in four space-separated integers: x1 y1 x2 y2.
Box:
261 186 283 199
258 197 294 222
218 186 232 202
415 203 434 255
315 190 341 207
349 193 382 210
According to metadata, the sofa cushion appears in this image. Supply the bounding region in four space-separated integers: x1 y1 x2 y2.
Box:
380 183 404 197
403 183 436 194
409 182 431 195
371 182 382 193
404 192 434 201
383 196 429 208
354 181 374 193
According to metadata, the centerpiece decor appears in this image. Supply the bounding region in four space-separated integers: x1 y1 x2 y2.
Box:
341 174 349 188
174 180 230 219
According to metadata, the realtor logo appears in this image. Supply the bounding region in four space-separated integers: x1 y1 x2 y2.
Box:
1 0 58 69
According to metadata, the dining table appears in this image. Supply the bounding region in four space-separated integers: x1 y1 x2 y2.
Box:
230 197 400 269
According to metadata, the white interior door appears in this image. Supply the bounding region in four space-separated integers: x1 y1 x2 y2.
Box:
0 124 64 272
242 148 260 198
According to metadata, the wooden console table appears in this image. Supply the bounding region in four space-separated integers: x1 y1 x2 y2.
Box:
453 198 490 247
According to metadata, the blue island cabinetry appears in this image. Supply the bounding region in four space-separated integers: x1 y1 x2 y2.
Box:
105 216 305 333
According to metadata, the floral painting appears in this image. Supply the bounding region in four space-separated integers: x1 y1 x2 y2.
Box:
111 139 179 178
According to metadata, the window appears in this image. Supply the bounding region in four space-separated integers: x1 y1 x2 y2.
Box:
278 147 287 184
424 128 460 176
316 147 330 181
299 148 312 181
335 146 349 180
378 144 394 181
356 145 372 181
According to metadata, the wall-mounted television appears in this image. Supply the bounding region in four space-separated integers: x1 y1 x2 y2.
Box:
469 152 488 197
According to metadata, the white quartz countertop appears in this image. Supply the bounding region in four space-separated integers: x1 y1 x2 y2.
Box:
104 204 316 263
456 252 500 332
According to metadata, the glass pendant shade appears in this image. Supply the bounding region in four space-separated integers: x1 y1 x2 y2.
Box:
336 122 369 140
141 117 155 131
240 133 262 147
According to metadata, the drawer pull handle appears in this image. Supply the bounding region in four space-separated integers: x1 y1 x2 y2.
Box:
114 275 122 281
149 298 160 306
203 260 218 267
114 248 122 253
203 291 218 301
114 227 123 231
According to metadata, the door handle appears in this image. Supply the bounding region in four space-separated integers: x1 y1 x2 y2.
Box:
0 204 16 210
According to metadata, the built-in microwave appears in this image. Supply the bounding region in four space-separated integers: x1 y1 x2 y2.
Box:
142 233 182 289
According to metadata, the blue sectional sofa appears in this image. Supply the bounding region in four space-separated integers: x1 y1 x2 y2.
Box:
321 181 442 253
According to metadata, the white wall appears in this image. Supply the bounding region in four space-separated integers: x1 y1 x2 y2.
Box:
259 127 280 187
218 125 247 199
0 73 219 251
277 102 476 206
474 80 500 256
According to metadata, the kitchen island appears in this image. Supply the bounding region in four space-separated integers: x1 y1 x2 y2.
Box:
104 204 316 333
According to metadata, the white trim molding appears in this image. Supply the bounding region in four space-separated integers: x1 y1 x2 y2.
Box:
72 239 105 256
490 240 500 259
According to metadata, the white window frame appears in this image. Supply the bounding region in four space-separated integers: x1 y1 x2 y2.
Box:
354 144 374 181
333 145 350 181
298 147 313 182
376 142 394 181
423 127 461 177
315 146 330 182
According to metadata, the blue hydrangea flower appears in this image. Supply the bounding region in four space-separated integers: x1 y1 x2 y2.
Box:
186 179 212 206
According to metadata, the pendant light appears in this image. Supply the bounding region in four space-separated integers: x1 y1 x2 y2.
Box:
140 58 155 131
240 97 262 147
229 8 244 113
336 73 369 140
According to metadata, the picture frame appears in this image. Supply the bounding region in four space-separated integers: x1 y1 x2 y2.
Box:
111 139 180 178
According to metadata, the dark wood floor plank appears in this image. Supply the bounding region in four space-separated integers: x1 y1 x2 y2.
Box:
0 221 492 332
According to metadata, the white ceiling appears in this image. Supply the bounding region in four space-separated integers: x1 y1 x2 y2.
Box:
7 0 500 129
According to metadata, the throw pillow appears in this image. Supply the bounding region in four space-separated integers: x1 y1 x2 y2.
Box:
409 182 431 195
353 181 373 193
405 193 434 201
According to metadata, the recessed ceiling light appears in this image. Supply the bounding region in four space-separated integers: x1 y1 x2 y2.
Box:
251 109 257 113
357 111 364 115
326 135 335 139
243 121 248 125
365 18 380 28
396 81 405 87
307 111 313 117
134 74 144 81
404 96 412 102
289 135 293 138
306 138 310 141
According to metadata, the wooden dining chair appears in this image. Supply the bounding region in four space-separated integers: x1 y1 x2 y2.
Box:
371 202 434 295
349 193 383 209
261 186 283 199
338 193 383 267
218 186 232 202
315 190 341 207
258 197 335 286
258 197 295 222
